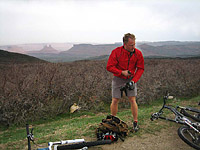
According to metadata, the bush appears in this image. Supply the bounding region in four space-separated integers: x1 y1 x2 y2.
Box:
0 58 200 126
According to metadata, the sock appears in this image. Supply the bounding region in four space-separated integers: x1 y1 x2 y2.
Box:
133 121 138 127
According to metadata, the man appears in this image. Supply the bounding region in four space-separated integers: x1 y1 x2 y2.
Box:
106 33 144 132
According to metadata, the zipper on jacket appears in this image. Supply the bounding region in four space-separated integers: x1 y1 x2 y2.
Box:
127 53 131 79
127 52 134 79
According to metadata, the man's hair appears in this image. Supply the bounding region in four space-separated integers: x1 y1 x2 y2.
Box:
123 33 136 44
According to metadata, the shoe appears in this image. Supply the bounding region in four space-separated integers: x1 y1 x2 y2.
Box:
133 121 139 132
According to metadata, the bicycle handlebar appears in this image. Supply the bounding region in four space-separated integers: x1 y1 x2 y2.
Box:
26 124 31 150
163 91 170 106
150 92 175 121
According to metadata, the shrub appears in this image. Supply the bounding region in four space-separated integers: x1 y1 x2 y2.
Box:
0 58 200 126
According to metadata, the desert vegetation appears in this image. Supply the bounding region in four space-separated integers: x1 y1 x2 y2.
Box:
0 58 200 126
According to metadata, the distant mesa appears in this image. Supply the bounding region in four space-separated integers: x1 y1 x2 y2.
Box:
36 44 59 54
28 44 59 54
1 41 200 62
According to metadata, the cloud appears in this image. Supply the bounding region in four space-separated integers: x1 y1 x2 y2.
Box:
0 0 200 45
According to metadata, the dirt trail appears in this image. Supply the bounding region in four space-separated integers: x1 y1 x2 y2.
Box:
90 126 193 150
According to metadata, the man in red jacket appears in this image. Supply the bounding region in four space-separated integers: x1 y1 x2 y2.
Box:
106 33 144 132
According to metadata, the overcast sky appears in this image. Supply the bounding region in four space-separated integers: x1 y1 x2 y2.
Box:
0 0 200 45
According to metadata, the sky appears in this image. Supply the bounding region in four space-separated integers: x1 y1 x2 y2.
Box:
0 0 200 45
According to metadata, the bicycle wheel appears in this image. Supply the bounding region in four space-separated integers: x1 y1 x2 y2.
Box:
178 126 200 150
181 109 200 122
57 140 112 150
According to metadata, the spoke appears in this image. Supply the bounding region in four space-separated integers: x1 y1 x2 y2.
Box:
186 130 195 140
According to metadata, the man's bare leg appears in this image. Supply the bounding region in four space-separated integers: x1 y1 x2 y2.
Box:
110 98 120 116
129 96 138 121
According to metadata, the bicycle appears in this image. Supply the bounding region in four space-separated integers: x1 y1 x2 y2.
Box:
150 93 200 150
26 124 112 150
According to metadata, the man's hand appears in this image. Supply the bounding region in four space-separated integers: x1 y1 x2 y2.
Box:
121 70 131 77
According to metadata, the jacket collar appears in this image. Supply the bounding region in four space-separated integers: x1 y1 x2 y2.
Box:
122 46 136 55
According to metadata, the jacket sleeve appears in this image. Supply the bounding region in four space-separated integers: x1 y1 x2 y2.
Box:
132 51 144 83
106 50 122 76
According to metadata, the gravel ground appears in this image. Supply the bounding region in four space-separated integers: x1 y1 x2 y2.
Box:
90 126 194 150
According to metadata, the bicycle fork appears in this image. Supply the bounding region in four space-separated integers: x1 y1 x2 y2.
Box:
184 119 200 134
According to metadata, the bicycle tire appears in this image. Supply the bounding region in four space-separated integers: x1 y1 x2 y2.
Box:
181 109 200 122
178 126 200 150
57 140 112 150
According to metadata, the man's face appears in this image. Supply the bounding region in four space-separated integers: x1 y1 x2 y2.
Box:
124 38 135 52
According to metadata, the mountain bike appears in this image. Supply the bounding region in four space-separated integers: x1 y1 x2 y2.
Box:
26 124 112 150
150 93 200 150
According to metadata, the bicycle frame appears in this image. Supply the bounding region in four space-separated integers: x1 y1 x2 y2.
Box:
151 94 200 133
156 104 190 124
176 106 200 114
26 124 111 150
48 139 85 150
26 123 85 150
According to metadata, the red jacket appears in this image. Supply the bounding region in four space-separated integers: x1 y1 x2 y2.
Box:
106 46 144 83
